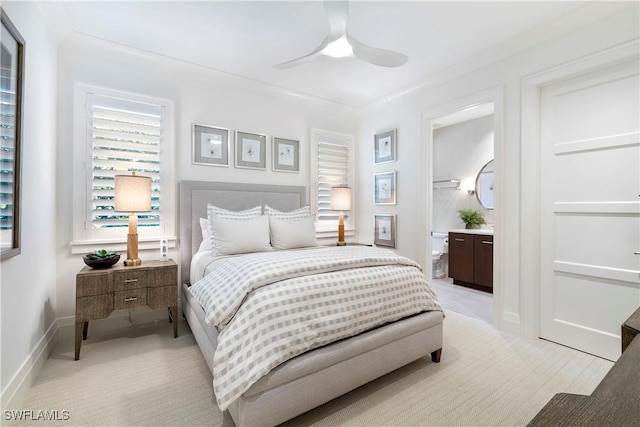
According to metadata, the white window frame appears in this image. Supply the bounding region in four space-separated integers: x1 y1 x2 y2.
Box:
310 128 356 238
70 83 175 254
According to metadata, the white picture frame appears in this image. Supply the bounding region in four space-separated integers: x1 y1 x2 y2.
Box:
374 214 396 248
192 124 230 167
272 137 299 172
235 131 267 170
374 129 397 164
374 171 396 205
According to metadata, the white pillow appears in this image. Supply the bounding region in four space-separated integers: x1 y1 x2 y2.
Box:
207 205 262 251
264 205 310 219
210 215 272 256
207 204 262 219
198 218 212 253
269 215 319 250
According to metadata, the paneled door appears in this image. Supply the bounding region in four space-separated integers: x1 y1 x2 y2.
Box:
539 58 640 361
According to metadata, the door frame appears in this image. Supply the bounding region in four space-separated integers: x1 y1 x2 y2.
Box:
520 39 639 340
420 85 504 330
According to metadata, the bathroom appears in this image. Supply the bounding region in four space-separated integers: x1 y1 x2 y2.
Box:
430 103 495 324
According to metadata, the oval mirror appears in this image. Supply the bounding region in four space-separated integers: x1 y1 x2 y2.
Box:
475 159 494 210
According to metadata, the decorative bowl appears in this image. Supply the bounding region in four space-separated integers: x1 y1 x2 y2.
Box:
83 252 120 269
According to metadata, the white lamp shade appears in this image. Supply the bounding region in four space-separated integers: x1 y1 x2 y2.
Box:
331 187 352 211
114 174 152 212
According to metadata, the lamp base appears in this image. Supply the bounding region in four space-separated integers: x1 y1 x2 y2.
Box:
124 258 142 266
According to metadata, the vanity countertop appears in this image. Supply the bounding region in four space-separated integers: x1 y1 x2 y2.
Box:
449 228 494 235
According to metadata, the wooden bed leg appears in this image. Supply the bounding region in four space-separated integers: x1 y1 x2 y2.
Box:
431 348 442 363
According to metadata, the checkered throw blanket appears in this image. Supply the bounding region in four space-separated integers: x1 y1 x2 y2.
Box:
188 246 442 410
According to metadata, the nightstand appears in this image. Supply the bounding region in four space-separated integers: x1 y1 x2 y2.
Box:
75 259 178 360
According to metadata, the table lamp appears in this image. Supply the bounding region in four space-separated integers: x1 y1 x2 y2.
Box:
331 186 351 246
114 172 151 266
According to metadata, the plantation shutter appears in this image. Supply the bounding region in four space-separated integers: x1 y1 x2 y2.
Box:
0 80 15 233
88 94 163 230
316 139 351 227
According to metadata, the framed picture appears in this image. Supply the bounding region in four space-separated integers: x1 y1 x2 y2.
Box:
192 124 230 167
374 171 396 205
374 129 396 164
235 131 267 170
374 214 396 248
1 9 24 261
272 137 299 172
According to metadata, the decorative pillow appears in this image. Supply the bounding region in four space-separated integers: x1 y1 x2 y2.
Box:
264 205 310 219
207 204 262 219
210 215 272 256
206 205 262 251
269 215 319 250
198 217 212 253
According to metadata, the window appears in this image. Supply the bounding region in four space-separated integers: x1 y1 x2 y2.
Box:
310 128 355 235
72 84 174 251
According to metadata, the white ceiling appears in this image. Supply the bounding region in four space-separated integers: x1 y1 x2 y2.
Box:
57 1 596 108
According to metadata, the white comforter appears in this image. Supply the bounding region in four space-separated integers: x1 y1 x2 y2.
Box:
188 246 442 410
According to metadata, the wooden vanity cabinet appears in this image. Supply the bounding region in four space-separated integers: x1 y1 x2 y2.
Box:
448 232 493 293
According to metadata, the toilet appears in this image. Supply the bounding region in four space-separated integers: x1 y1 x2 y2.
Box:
431 232 449 279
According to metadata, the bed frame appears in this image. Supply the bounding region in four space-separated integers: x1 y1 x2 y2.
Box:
178 180 443 427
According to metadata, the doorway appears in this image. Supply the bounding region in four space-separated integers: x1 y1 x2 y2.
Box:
430 103 495 324
421 87 504 328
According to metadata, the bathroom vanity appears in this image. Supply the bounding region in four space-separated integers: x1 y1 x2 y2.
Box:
448 229 493 293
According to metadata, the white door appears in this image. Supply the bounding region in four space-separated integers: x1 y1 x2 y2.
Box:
539 58 640 361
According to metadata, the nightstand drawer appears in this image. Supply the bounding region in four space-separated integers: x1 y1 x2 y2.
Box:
147 285 177 309
77 271 113 297
114 289 147 310
77 294 114 322
113 270 149 292
148 266 177 288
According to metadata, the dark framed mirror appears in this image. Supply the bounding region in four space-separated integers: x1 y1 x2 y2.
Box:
475 159 494 210
1 8 24 261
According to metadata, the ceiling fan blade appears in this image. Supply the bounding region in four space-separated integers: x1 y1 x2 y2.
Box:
273 35 332 69
324 0 349 41
346 33 408 68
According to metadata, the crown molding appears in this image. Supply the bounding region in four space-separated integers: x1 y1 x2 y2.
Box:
364 1 637 109
59 32 361 115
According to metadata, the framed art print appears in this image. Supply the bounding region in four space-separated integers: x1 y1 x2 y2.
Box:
235 131 267 170
192 124 230 167
374 128 396 164
272 137 299 172
374 171 396 205
374 214 396 248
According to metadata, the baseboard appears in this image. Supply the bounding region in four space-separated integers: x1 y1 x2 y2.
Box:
0 319 58 413
2 307 173 413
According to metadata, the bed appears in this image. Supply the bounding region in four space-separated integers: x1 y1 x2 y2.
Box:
179 180 444 426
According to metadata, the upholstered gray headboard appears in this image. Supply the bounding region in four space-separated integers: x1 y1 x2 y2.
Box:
178 180 307 284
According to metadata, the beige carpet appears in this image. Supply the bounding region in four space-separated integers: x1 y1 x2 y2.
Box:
10 311 612 426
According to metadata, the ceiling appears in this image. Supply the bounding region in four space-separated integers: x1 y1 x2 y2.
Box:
57 1 595 108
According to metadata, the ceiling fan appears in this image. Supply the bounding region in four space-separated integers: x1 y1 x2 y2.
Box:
274 1 408 69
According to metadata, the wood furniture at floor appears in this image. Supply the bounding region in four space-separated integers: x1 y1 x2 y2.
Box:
527 306 640 427
75 259 178 360
448 231 493 292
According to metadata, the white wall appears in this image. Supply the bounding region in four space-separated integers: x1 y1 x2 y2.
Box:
433 115 494 232
54 35 360 321
355 4 639 334
0 1 62 407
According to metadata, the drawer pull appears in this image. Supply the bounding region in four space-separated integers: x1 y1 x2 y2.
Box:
124 297 138 302
482 241 493 245
124 279 138 283
454 238 465 242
